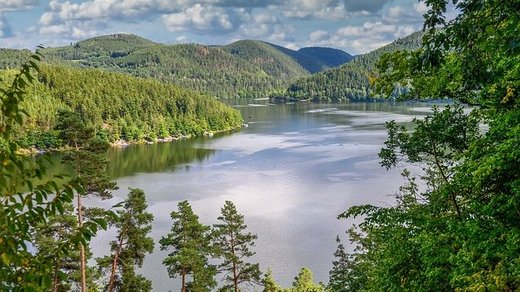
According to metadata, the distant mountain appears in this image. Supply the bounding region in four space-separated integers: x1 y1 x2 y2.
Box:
280 31 424 102
297 47 354 68
0 34 353 98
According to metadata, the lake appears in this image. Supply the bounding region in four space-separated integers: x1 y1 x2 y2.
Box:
79 99 431 290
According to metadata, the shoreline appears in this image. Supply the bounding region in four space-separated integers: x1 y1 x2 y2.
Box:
17 125 243 155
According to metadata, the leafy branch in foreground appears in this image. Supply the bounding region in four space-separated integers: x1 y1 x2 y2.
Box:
0 50 108 290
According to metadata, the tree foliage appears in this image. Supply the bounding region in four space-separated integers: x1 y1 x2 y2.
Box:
0 63 243 150
0 50 107 291
334 0 520 290
280 32 423 102
212 200 262 291
98 188 154 292
160 200 216 292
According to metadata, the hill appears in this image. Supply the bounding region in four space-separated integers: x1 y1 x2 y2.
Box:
297 47 354 68
280 31 424 102
0 34 353 99
0 64 242 149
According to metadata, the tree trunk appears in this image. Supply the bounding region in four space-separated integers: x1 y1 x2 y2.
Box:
52 260 60 292
181 268 186 292
233 261 238 292
77 193 87 292
108 236 124 292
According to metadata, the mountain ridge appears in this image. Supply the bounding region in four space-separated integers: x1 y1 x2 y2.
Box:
0 34 353 98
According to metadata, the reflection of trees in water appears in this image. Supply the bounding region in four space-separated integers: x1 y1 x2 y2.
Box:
106 139 216 178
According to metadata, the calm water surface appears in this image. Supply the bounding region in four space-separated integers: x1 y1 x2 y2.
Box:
82 100 432 290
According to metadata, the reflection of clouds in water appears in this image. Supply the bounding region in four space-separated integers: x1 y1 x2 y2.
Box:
327 110 416 126
89 102 432 288
306 107 338 113
203 134 303 155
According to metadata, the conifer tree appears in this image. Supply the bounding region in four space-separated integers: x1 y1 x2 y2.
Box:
160 200 216 292
262 269 283 292
291 268 323 292
57 110 117 292
327 236 357 292
212 201 261 292
98 188 154 292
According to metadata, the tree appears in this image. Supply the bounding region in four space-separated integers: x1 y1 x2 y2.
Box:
160 200 216 292
262 269 283 292
327 236 357 292
212 200 261 292
57 110 117 292
291 268 323 292
336 0 520 290
98 188 154 292
0 51 105 291
33 204 100 292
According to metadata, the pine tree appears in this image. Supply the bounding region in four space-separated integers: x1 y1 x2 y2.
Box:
262 269 282 292
57 110 117 292
212 201 261 292
327 236 356 292
98 188 154 292
291 268 323 292
160 200 216 292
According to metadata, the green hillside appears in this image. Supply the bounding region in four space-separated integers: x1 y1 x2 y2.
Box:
297 47 354 68
0 48 32 69
1 34 353 99
0 64 242 149
280 31 424 102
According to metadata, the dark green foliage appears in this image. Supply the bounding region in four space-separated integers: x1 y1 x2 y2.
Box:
327 237 353 292
281 32 423 102
160 200 216 291
212 200 262 291
98 188 154 292
334 0 520 290
34 204 101 291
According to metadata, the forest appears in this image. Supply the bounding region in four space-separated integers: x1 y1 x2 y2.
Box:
0 35 352 99
0 0 518 291
278 31 424 102
0 63 243 151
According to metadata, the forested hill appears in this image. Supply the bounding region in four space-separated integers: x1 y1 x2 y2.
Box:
0 34 352 99
0 64 242 150
297 47 354 68
281 31 424 102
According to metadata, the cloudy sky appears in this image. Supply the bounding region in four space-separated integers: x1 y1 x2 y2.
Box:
0 0 433 54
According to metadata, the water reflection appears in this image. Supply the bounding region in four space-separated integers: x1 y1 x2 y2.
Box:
106 137 217 178
46 100 433 290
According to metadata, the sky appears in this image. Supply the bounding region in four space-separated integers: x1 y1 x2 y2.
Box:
0 0 434 54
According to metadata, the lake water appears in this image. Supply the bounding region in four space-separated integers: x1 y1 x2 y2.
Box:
81 100 432 290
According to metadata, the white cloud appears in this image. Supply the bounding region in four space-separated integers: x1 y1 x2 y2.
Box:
0 0 38 12
309 30 329 42
162 4 235 33
282 0 350 20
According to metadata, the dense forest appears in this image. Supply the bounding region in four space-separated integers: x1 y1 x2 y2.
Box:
329 0 520 290
0 34 353 99
0 0 518 290
279 31 423 102
0 63 243 150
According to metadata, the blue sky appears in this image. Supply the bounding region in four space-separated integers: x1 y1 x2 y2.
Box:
0 0 436 54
